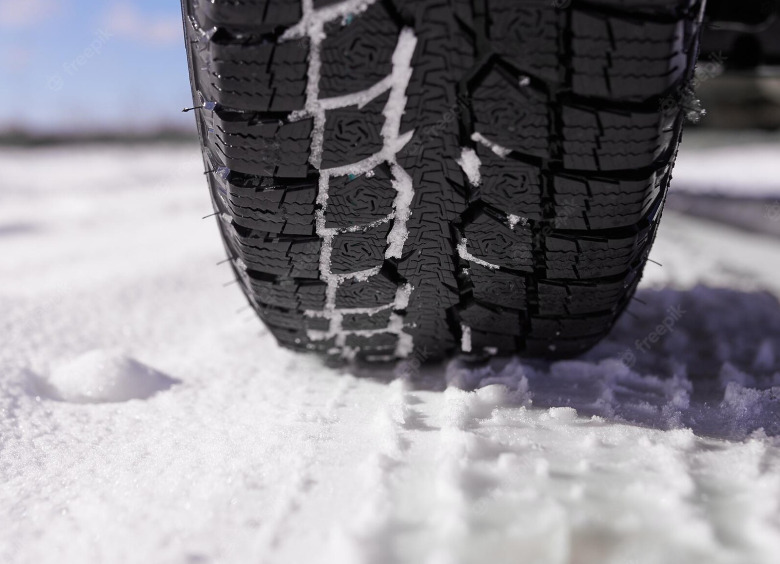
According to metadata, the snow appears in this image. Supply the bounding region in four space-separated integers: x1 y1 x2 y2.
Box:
1 142 780 563
40 349 177 404
673 131 780 198
457 238 500 270
506 214 527 230
456 147 482 186
471 132 512 158
460 324 472 353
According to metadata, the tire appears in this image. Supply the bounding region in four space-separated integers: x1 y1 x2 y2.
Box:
181 0 705 363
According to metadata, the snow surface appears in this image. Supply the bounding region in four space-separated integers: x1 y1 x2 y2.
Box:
1 144 780 563
673 131 780 198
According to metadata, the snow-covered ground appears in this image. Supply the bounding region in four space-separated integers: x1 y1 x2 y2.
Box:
673 130 780 198
1 140 779 564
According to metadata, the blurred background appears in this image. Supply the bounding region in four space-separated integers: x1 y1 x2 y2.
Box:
2 0 779 138
0 0 194 141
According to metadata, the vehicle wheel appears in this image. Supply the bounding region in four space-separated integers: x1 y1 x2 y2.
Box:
181 0 705 362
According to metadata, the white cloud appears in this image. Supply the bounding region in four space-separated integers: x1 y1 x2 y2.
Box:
0 0 59 28
102 3 181 46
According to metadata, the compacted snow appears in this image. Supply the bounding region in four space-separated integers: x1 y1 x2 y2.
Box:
1 141 779 563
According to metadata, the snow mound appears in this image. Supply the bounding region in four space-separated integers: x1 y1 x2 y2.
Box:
42 349 176 403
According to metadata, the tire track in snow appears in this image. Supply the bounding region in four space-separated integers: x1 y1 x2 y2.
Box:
254 369 357 561
326 379 554 564
684 438 780 559
419 384 574 564
326 368 780 564
327 378 434 563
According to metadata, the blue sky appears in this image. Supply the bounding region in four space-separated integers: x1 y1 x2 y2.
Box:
0 0 194 133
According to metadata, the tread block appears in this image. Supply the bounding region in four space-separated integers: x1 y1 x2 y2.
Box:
583 0 695 15
320 2 400 97
345 333 398 350
324 165 396 228
247 278 298 309
475 146 543 222
469 265 527 310
537 271 639 316
297 282 329 309
230 233 321 279
571 11 687 101
330 223 392 274
335 272 398 308
255 303 305 331
552 169 666 230
544 231 648 279
489 0 560 85
228 183 318 236
195 0 301 29
193 37 308 112
342 310 393 331
468 329 517 353
304 316 331 332
471 67 549 159
463 211 534 272
322 93 388 169
247 277 328 311
205 111 313 177
460 302 523 336
561 105 675 171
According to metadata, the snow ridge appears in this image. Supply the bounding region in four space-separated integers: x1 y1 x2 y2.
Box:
327 379 416 561
457 238 500 270
287 1 418 359
507 214 527 230
471 132 512 158
457 147 482 186
460 324 472 353
256 374 358 555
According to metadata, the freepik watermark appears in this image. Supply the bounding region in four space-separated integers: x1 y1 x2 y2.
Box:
765 200 780 222
395 345 434 380
47 29 113 91
618 304 686 368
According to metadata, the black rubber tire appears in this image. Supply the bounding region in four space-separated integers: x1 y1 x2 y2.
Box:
181 0 705 363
